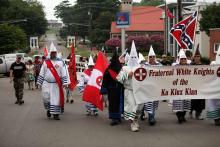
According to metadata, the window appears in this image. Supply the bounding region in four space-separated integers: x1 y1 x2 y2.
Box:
214 43 220 53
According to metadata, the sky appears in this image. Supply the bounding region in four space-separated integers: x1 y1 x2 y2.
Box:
37 0 141 20
37 0 220 20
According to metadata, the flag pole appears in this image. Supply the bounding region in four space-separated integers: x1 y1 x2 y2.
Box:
164 1 167 55
177 0 182 53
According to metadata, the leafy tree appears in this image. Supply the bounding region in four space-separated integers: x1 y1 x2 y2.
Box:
150 35 164 55
0 24 27 54
105 38 121 49
89 11 114 45
200 4 220 36
126 36 151 52
0 0 9 21
55 0 120 45
1 0 47 36
139 0 163 6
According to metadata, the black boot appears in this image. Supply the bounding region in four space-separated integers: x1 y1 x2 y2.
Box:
53 114 60 120
70 100 74 104
47 110 51 118
61 107 64 113
214 119 220 126
176 112 182 124
110 119 120 126
182 111 186 122
15 100 19 104
18 99 24 105
148 113 156 126
140 109 145 121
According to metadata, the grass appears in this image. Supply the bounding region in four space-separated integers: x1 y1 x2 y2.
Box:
46 28 59 35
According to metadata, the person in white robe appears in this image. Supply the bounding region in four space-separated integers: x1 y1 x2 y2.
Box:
78 55 98 116
172 49 191 124
117 41 144 132
207 46 220 126
37 42 70 120
141 46 160 126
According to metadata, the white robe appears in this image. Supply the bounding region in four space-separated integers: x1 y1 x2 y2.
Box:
37 58 70 114
207 61 220 119
117 66 144 121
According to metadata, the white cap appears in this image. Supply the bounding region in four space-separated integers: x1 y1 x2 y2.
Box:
49 42 57 53
148 45 156 57
138 53 145 63
127 40 139 67
179 49 187 59
215 45 220 64
88 55 94 66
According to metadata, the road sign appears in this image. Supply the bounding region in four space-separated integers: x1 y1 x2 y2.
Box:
116 12 130 28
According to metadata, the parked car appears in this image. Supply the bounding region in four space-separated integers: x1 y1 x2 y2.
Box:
0 57 11 76
0 53 32 76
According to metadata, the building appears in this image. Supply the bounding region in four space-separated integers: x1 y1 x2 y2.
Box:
209 28 220 61
110 6 164 39
160 1 219 58
159 1 196 57
47 20 63 29
183 2 210 58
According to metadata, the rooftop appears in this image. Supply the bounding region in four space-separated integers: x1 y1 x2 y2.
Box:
111 6 164 34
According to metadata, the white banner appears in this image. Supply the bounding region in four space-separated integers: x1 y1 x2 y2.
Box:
132 65 220 104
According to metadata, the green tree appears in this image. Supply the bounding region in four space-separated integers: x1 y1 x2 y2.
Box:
0 24 27 54
1 0 47 36
55 0 120 45
200 4 220 36
140 0 163 6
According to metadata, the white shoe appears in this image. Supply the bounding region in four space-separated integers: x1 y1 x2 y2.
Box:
86 110 91 116
131 122 139 132
134 120 140 129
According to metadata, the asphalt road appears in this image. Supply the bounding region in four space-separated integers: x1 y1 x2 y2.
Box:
0 77 220 147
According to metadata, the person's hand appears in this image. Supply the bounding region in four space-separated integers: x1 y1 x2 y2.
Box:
63 85 68 89
128 71 133 78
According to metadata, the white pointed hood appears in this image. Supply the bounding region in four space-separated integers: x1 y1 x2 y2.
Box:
179 49 187 59
215 45 220 64
88 55 94 66
148 45 156 57
124 53 130 64
138 52 145 63
127 41 139 67
49 42 57 53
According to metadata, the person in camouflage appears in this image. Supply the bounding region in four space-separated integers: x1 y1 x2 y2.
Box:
10 55 26 105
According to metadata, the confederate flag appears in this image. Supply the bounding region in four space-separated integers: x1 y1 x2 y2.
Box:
82 52 109 111
170 11 198 49
68 44 77 91
166 7 175 19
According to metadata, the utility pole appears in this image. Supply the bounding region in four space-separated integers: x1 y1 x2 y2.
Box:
164 1 167 55
177 0 182 22
177 0 182 52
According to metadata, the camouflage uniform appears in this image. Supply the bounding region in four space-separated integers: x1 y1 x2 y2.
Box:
13 78 24 102
10 60 26 105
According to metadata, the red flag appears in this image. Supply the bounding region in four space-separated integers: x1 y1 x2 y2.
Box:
170 11 198 49
166 8 175 19
68 44 77 91
43 47 48 57
82 52 109 111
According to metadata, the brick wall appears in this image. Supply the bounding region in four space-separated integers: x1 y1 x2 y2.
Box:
210 29 220 61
